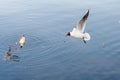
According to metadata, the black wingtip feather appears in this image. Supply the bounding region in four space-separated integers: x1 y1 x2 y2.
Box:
82 10 89 20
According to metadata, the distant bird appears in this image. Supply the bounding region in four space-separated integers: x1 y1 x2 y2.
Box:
3 47 13 61
3 47 20 61
7 47 12 56
19 35 25 48
66 10 90 43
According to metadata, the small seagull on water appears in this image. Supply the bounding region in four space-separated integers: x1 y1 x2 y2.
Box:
3 47 20 61
3 47 13 61
7 47 12 56
19 35 25 48
66 10 90 43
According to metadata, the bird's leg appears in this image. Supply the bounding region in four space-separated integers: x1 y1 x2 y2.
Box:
83 37 86 44
83 40 86 44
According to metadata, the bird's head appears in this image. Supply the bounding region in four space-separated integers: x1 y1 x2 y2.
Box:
66 32 71 36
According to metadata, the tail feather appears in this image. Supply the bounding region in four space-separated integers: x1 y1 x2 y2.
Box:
84 33 91 41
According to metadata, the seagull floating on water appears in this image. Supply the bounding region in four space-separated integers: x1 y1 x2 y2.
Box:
3 47 13 61
66 10 90 43
7 47 12 56
19 35 25 48
3 47 20 61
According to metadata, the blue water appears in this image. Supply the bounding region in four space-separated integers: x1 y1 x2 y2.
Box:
0 0 120 80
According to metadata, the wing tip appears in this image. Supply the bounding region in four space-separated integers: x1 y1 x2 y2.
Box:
87 9 89 12
83 9 89 20
86 9 89 15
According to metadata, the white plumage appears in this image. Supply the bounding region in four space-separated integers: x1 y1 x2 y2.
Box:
66 10 90 43
19 35 25 48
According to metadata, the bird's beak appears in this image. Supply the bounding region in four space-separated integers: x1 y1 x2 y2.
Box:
65 34 68 37
65 32 70 37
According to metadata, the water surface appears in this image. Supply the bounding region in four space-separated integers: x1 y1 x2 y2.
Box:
0 0 120 80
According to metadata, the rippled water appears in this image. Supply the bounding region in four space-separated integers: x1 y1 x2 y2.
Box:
0 0 120 80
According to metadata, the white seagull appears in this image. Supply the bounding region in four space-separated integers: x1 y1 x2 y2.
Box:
19 35 25 48
66 10 90 43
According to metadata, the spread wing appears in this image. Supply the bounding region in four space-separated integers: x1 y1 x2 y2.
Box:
76 10 89 33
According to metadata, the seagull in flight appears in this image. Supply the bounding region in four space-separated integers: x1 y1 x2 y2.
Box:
66 9 90 43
